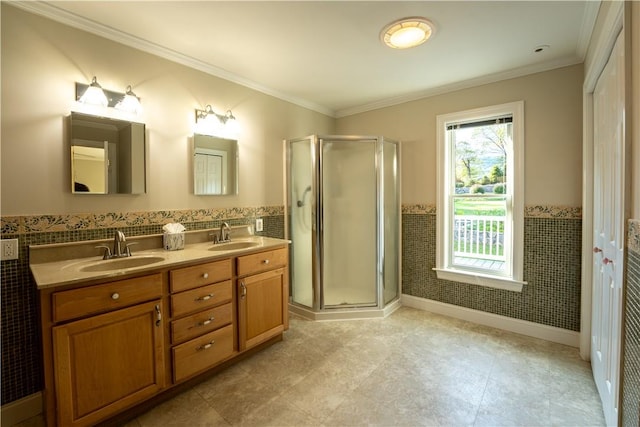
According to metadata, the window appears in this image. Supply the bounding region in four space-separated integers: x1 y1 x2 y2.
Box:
435 102 525 292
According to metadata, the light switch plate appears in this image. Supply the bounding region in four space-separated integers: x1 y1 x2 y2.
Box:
1 239 19 260
255 218 264 232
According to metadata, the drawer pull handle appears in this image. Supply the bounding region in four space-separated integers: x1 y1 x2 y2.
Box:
262 259 270 264
196 294 214 301
155 305 162 327
198 340 215 351
203 273 209 279
200 317 215 326
111 293 120 300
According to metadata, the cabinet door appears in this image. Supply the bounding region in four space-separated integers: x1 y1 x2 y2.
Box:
238 267 288 351
53 300 165 427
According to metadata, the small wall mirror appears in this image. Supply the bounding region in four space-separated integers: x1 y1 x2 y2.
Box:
193 134 238 195
70 112 146 194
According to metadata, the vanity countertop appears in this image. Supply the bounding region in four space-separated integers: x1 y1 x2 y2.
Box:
30 235 290 290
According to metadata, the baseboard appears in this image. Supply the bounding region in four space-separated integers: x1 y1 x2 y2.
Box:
1 392 42 427
401 294 580 347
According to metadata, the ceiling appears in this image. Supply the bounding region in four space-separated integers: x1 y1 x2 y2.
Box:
13 1 599 118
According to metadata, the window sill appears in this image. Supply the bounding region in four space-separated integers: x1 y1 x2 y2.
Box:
433 268 525 292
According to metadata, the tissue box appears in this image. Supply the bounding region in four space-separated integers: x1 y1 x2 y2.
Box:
164 232 185 251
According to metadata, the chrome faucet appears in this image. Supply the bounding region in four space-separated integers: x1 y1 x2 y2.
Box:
113 230 127 257
96 230 134 259
215 222 231 244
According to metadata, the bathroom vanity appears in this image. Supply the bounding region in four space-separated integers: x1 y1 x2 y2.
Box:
31 231 289 427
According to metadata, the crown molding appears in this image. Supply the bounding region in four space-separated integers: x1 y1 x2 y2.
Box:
576 1 601 60
7 1 336 118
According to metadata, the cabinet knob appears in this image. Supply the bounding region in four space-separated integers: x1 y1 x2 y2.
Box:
111 293 120 300
603 257 614 265
262 259 270 264
593 247 603 253
203 273 209 279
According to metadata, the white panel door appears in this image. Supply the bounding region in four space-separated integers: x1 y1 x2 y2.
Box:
591 30 625 427
194 153 223 194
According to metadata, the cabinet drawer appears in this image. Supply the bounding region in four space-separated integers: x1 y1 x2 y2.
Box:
171 303 232 344
170 259 232 293
171 280 232 317
172 324 234 382
237 247 288 276
52 274 163 323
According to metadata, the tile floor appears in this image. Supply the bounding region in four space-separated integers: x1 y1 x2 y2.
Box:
17 307 605 426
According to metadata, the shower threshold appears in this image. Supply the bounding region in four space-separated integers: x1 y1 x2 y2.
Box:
289 299 401 321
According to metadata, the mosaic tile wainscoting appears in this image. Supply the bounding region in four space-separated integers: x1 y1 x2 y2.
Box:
402 205 582 331
0 207 284 406
622 219 640 427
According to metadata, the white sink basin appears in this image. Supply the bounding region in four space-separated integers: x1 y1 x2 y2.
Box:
74 256 166 273
209 241 260 252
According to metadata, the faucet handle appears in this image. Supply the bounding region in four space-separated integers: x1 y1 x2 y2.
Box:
95 245 112 260
124 242 138 257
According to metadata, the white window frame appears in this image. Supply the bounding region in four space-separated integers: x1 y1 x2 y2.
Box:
434 101 526 292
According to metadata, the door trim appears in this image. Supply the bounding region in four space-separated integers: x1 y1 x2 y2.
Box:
581 0 624 361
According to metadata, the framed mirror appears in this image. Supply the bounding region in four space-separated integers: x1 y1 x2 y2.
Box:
193 134 238 195
70 112 146 194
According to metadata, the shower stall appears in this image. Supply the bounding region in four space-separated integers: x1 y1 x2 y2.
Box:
285 135 400 320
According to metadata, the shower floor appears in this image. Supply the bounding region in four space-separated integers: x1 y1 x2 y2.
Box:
324 285 376 307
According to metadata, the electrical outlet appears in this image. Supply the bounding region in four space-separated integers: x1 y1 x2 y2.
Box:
255 218 264 232
1 239 19 261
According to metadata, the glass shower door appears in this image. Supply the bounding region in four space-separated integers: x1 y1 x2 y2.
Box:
289 137 315 308
321 138 378 308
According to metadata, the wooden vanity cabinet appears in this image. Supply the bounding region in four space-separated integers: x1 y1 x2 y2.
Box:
39 244 289 426
237 247 289 351
169 259 236 382
43 273 165 427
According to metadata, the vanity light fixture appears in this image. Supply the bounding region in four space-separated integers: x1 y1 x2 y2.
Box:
77 76 108 107
195 105 236 125
115 85 143 114
381 17 435 49
194 104 239 138
75 77 143 116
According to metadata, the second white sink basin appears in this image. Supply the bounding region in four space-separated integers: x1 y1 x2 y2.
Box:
209 241 260 252
78 256 166 272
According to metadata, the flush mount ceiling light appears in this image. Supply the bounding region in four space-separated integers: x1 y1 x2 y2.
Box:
381 17 434 49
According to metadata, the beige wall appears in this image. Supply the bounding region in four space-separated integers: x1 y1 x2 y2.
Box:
336 64 584 207
0 5 334 216
1 4 587 216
